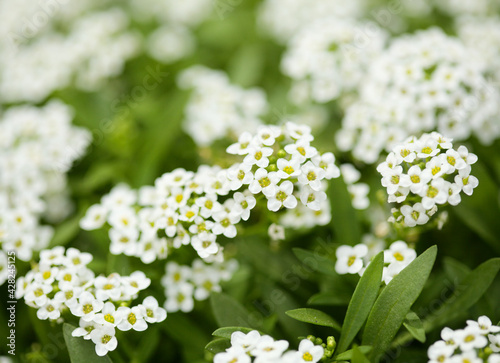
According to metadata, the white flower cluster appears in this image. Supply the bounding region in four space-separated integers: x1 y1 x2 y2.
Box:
162 259 238 313
81 122 338 262
377 132 478 227
227 122 340 213
428 316 500 363
457 16 500 83
214 330 324 363
336 28 500 164
335 240 416 284
177 66 267 146
17 246 165 357
258 0 365 44
0 7 139 103
0 101 90 262
281 18 387 104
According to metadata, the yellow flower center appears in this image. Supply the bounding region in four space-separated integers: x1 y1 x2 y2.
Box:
347 255 356 267
303 352 313 361
104 314 115 324
393 252 404 261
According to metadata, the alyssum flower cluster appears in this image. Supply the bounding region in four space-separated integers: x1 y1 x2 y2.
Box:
214 330 327 363
80 122 340 263
16 246 166 356
377 132 478 227
428 316 500 363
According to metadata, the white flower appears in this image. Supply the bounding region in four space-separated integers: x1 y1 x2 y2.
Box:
116 306 148 332
407 165 432 194
214 346 251 363
24 283 53 307
36 299 62 320
139 296 167 323
64 248 93 269
72 319 102 340
70 291 103 322
450 350 481 363
296 339 324 363
314 152 340 180
381 166 411 195
80 204 109 230
256 125 281 146
231 330 262 352
384 241 416 266
109 228 139 256
277 157 302 179
400 203 430 227
178 204 200 222
251 335 289 361
164 282 194 313
227 163 254 191
249 168 280 196
340 163 361 184
90 325 118 356
162 262 192 286
348 183 370 210
243 145 273 168
94 275 122 301
456 326 488 351
298 161 325 191
226 131 255 155
268 223 285 241
212 211 240 238
428 340 455 363
455 171 478 196
426 155 452 180
94 302 124 327
299 187 327 211
284 140 317 163
232 191 256 221
191 232 219 258
420 179 449 210
467 316 500 335
489 354 500 363
441 327 459 349
193 273 222 301
335 244 368 275
267 181 298 212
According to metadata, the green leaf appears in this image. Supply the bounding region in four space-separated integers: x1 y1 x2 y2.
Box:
442 257 470 284
424 258 500 331
337 252 384 354
308 292 351 306
292 248 337 277
352 346 371 363
210 292 258 328
205 338 231 354
212 327 260 340
285 308 341 332
329 177 362 245
403 311 426 343
335 346 372 360
362 245 437 362
63 323 113 363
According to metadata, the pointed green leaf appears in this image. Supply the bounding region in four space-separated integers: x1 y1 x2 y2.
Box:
63 323 113 363
292 248 337 276
212 327 261 340
362 245 437 362
352 346 371 363
210 292 258 328
308 292 351 306
337 252 384 354
424 258 500 331
285 308 341 331
335 346 372 360
205 338 231 354
403 311 425 343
